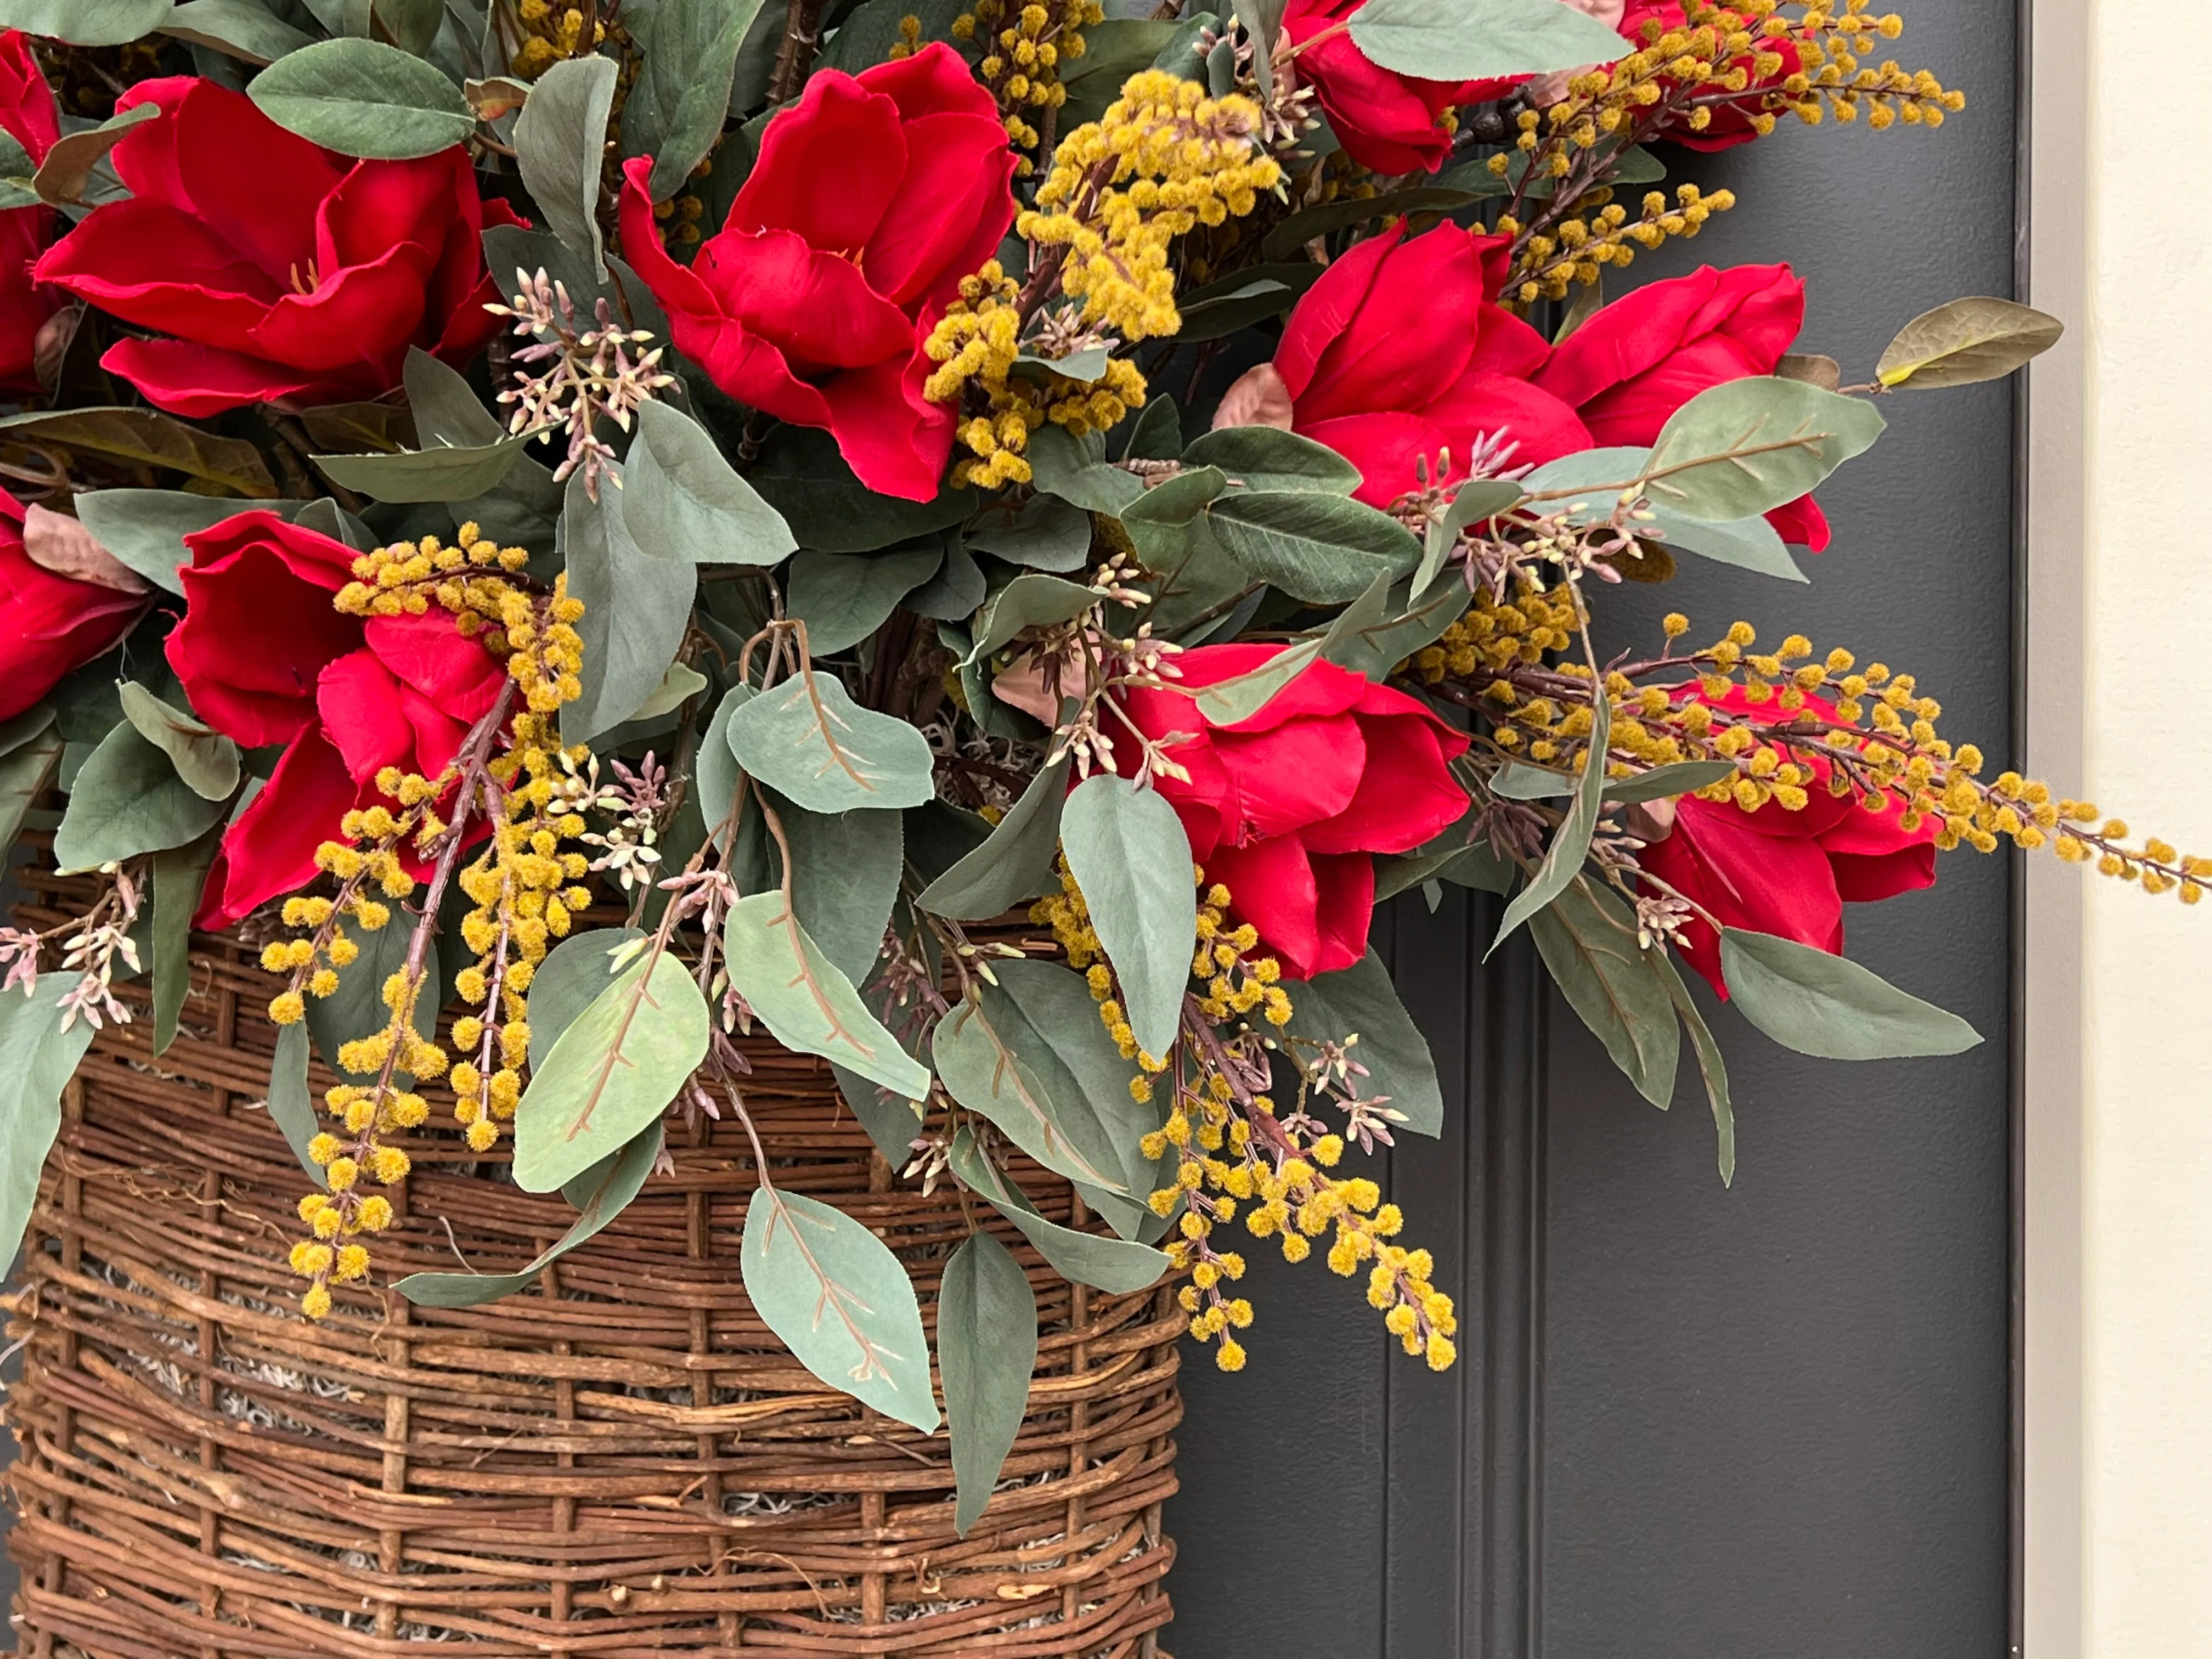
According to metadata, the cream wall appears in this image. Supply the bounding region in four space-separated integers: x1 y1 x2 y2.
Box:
2025 0 2212 1652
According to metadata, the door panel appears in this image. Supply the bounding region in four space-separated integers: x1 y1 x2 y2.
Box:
1167 3 2021 1653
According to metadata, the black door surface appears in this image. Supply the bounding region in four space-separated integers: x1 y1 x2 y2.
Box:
1165 3 2022 1656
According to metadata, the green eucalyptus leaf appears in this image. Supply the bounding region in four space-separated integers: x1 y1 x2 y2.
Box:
768 794 902 986
622 659 709 724
949 1128 1167 1294
561 468 699 746
741 1185 938 1430
149 823 221 1056
304 910 439 1082
1120 394 1183 462
1024 425 1143 517
0 130 34 210
906 536 986 619
941 1229 1037 1536
1207 490 1421 603
1059 774 1195 1061
1638 378 1886 523
313 436 526 503
72 492 314 595
1190 634 1325 726
0 0 174 47
1281 949 1444 1135
917 757 1069 921
398 1122 664 1306
966 491 1094 571
831 1061 929 1166
1320 570 1472 680
515 53 619 278
0 407 278 498
1348 0 1626 79
524 926 642 1069
248 36 477 160
1523 447 1807 580
696 685 749 846
0 716 60 850
968 573 1096 663
749 425 974 552
1259 184 1484 262
1605 760 1737 804
32 103 156 207
403 345 503 447
786 544 943 655
512 951 711 1193
1492 679 1611 952
723 890 930 1098
118 681 239 801
724 669 936 813
1414 477 1525 591
1182 425 1363 495
1490 760 1574 800
263 1020 326 1190
55 721 228 873
626 400 797 566
162 0 312 63
1655 952 1733 1186
932 982 1132 1195
631 0 766 200
1720 928 1983 1060
0 975 99 1273
1529 880 1679 1109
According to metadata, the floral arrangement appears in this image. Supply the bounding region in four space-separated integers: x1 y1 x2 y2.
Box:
0 0 2179 1537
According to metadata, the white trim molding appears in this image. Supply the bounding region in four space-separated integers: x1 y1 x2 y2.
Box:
2025 1 2212 1654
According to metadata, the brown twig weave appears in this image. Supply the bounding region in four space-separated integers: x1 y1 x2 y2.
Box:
3 878 1183 1657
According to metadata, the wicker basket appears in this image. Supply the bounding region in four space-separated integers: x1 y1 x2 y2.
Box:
2 872 1184 1657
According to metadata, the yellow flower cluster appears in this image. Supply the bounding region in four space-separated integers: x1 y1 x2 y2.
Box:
1019 70 1282 343
510 0 606 78
1031 856 1172 1073
1499 182 1737 305
1189 878 1291 1028
953 0 1103 166
452 582 593 1153
1415 578 1583 686
648 153 717 249
335 523 532 631
923 261 1150 488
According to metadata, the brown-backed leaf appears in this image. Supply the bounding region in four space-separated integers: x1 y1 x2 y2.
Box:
22 503 153 594
32 103 157 207
1876 297 2065 391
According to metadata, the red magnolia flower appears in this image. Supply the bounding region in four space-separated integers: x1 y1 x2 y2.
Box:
1616 0 1804 151
618 43 1016 501
0 489 148 724
167 512 507 926
0 30 60 394
36 76 514 417
1639 686 1936 997
1272 221 1591 508
1113 645 1470 979
1282 0 1520 175
1533 262 1830 548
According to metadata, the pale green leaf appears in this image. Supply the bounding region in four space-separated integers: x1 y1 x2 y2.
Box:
1605 760 1737 804
933 986 1131 1194
313 437 526 503
55 721 227 873
0 718 61 850
0 976 98 1272
73 492 313 594
1059 775 1194 1060
626 400 797 566
724 669 936 813
403 346 503 447
263 1020 326 1190
1492 678 1610 951
524 927 642 1069
1415 477 1525 591
1655 952 1733 1186
966 492 1094 571
1522 446 1807 580
1282 949 1444 1135
1182 425 1363 495
631 0 767 200
723 891 929 1099
1529 881 1678 1108
561 469 698 746
1348 0 1627 79
1720 927 1982 1060
303 910 438 1083
119 681 239 801
968 573 1097 662
249 36 477 160
515 53 618 275
941 1230 1037 1536
0 0 173 47
512 951 710 1192
150 824 221 1056
398 1122 664 1306
786 544 942 655
1638 378 1886 524
771 794 902 986
741 1186 938 1430
949 1129 1168 1295
622 659 709 725
917 757 1069 921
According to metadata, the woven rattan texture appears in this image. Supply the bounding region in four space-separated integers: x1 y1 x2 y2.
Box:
3 879 1183 1657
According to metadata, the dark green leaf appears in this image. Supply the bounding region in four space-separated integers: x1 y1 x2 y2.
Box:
966 490 1094 570
917 757 1069 920
55 721 228 872
1283 949 1444 1135
0 717 61 850
263 1020 326 1190
695 685 748 847
941 1229 1037 1536
1259 184 1485 261
1320 571 1472 680
0 406 278 498
741 1185 938 1430
725 669 936 812
248 36 477 160
1120 393 1183 462
1207 490 1421 603
403 345 503 447
1023 425 1143 517
631 0 766 200
950 1128 1169 1294
906 536 987 619
1639 378 1887 523
748 425 974 553
1414 477 1525 590
1605 760 1737 804
1182 426 1362 496
1173 263 1322 339
626 400 796 566
775 795 901 986
723 890 930 1098
561 469 699 746
1655 952 1733 1185
0 975 97 1271
1059 774 1195 1060
1058 16 1183 125
1492 679 1610 951
149 826 219 1056
831 1061 928 1166
514 53 618 276
786 544 942 655
1720 927 1983 1060
313 435 526 503
398 1122 664 1306
0 0 173 47
0 129 34 210
119 681 238 801
1528 880 1679 1109
1876 296 2064 391
303 909 438 1082
512 951 711 1192
1348 0 1625 78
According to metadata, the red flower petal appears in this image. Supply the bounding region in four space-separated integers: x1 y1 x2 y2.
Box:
204 728 359 926
317 647 414 788
1289 224 1486 428
99 336 339 416
1210 710 1364 840
169 536 363 747
1205 833 1322 981
1301 709 1468 856
363 611 505 715
860 110 1017 311
731 71 906 256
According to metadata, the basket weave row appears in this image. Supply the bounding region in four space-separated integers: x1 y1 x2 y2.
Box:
3 872 1184 1656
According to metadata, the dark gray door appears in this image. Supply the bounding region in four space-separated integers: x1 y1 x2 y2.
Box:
1166 4 2022 1655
